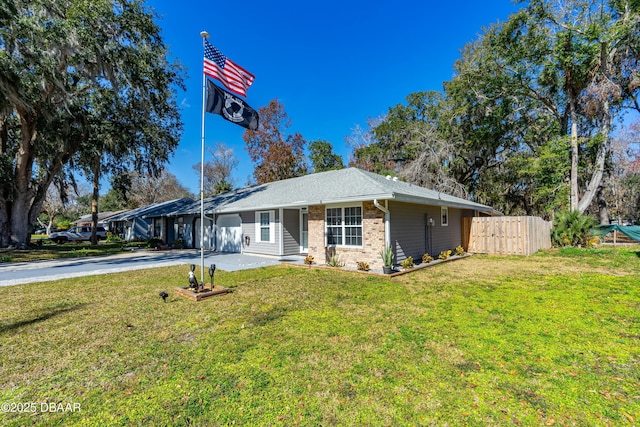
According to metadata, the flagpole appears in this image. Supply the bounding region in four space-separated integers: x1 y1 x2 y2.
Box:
199 30 210 285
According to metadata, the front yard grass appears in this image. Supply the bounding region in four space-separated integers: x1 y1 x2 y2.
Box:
0 241 148 263
0 246 638 426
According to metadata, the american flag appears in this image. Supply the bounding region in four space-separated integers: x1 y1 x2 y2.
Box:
203 40 255 98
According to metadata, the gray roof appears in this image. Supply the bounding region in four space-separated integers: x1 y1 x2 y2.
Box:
74 210 126 224
105 198 194 222
171 168 499 216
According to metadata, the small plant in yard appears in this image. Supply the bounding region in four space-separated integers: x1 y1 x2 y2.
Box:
380 246 394 268
147 238 163 249
421 253 434 263
401 256 414 269
453 245 465 256
328 255 344 267
304 255 315 265
551 209 597 247
438 249 452 260
106 232 123 243
356 261 370 271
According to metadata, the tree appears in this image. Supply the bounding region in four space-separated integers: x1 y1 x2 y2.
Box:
346 116 385 171
0 0 183 247
348 0 639 220
107 170 193 209
243 99 307 184
308 140 344 173
495 0 640 215
192 143 238 196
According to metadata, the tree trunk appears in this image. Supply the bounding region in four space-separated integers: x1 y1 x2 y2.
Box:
569 95 580 212
9 112 38 248
596 183 610 225
577 42 612 215
90 162 100 245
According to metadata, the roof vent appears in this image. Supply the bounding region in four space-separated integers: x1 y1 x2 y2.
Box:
386 175 391 180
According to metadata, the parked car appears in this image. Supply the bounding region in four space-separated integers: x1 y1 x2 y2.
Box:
34 226 57 235
48 226 107 243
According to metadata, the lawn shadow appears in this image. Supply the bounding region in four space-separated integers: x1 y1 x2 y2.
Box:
0 303 88 334
249 306 287 327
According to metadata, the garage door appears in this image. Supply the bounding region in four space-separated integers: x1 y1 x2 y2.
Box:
217 214 242 253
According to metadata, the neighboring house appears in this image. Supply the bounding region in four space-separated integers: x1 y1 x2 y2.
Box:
104 198 193 242
167 168 499 269
73 211 126 227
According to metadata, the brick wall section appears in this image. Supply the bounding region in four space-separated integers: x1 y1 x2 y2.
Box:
308 201 386 270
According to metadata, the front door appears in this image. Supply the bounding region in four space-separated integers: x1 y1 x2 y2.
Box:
301 211 308 253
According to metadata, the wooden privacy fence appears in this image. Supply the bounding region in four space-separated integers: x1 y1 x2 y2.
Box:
462 216 552 256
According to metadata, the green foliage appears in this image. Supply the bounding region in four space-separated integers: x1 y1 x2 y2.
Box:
551 210 598 247
327 255 344 268
453 245 465 256
56 220 73 231
400 256 414 269
146 238 163 249
105 233 122 243
356 261 370 271
308 140 344 172
1 247 639 425
380 246 394 267
0 0 184 248
438 249 452 260
421 253 434 263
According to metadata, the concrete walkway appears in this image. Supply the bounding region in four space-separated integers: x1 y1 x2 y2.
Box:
0 250 304 287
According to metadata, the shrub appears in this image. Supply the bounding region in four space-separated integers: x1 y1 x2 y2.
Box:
328 255 344 268
401 256 414 269
106 232 123 243
304 255 315 265
453 245 465 256
551 210 598 247
356 261 370 271
438 250 452 260
147 238 163 248
421 253 434 263
380 246 394 268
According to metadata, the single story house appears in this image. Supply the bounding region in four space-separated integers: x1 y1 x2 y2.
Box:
74 211 125 227
104 198 193 242
166 168 499 270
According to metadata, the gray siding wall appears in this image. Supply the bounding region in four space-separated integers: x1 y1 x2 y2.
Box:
240 210 281 256
389 201 473 261
180 215 196 248
283 209 301 255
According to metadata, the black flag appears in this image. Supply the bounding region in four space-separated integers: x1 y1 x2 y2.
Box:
205 80 259 130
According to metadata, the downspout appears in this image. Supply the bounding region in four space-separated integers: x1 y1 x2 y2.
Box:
373 199 390 248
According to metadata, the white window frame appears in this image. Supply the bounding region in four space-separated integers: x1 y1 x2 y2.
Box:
441 206 449 227
255 210 275 243
325 204 363 247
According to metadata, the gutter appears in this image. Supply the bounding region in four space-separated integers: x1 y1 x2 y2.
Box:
373 199 391 248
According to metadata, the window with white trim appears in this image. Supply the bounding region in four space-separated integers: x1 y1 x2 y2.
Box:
441 206 449 226
326 206 362 246
256 211 274 243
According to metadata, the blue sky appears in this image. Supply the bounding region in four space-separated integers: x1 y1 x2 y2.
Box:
147 0 521 194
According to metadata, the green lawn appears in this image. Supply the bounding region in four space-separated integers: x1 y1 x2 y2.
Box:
1 246 638 426
1 240 148 263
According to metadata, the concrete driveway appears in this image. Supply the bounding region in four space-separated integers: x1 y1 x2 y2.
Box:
0 250 301 287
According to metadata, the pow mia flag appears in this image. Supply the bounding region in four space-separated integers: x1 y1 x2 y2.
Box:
205 79 259 131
